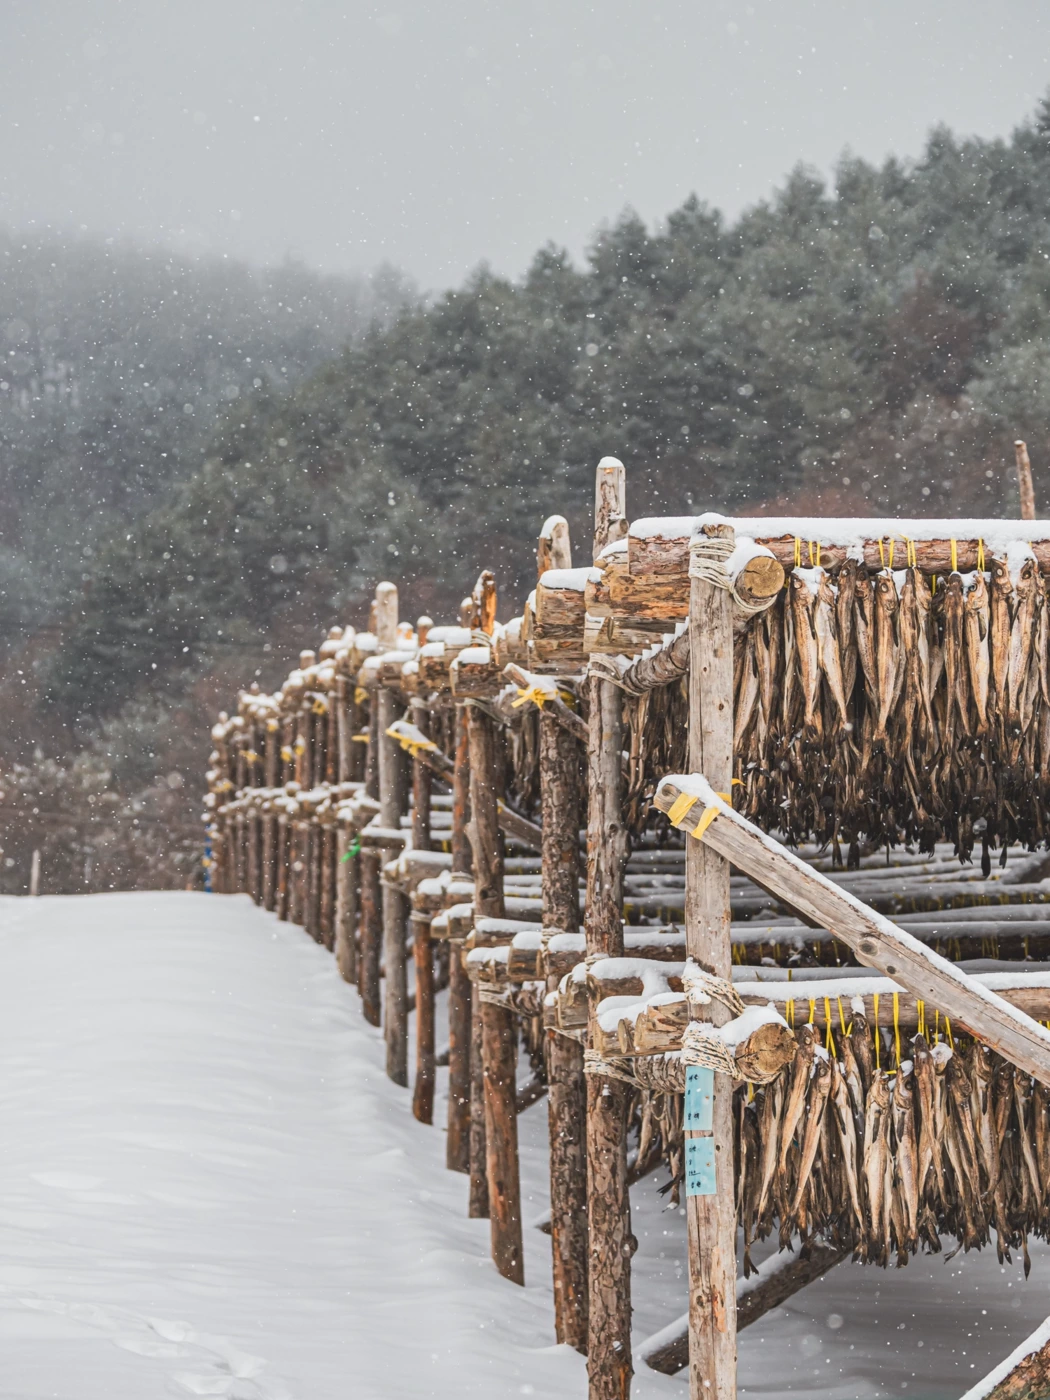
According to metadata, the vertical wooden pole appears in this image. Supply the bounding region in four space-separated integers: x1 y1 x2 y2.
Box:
411 697 436 1124
469 985 490 1218
358 848 382 1025
359 678 382 1023
447 705 474 1173
685 520 737 1400
276 812 289 920
1016 439 1038 520
319 822 335 950
380 686 409 1085
481 994 524 1284
585 455 633 1400
541 703 589 1349
467 701 506 1224
335 820 357 983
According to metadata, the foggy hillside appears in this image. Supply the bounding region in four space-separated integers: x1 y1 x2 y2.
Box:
5 102 1050 892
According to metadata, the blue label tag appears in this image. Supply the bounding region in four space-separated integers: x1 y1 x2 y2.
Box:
684 1065 714 1131
685 1135 717 1196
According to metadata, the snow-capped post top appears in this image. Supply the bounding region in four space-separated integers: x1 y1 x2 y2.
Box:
593 456 627 562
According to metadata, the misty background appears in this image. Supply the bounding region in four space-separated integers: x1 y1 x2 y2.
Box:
3 1 1050 893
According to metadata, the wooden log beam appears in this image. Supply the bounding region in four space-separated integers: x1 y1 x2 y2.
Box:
629 514 1050 577
641 1240 849 1375
358 849 382 1026
683 518 737 1400
538 513 573 575
654 777 1050 1088
585 456 634 1400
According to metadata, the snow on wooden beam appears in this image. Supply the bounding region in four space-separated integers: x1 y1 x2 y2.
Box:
629 514 1050 576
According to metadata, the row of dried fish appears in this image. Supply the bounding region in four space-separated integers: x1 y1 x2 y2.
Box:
729 557 1050 861
726 1021 1050 1272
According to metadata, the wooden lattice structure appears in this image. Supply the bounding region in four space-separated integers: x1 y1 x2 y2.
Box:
206 454 1050 1400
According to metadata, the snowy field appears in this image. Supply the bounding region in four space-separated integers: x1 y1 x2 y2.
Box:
0 892 1047 1400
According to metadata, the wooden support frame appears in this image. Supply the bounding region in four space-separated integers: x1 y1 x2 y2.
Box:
585 457 634 1400
653 783 1050 1088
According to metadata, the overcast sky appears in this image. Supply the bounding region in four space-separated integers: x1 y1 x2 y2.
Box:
3 1 1050 290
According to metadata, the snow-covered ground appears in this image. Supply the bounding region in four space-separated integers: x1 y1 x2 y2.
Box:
0 892 1047 1400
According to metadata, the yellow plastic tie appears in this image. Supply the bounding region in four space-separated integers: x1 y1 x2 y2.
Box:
312 698 328 716
824 997 835 1053
887 538 895 568
354 686 369 706
808 540 821 567
893 992 901 1068
280 745 293 762
245 750 260 765
945 1016 954 1051
873 993 880 1069
837 996 847 1038
903 536 917 568
386 725 438 759
794 537 802 568
266 719 279 733
512 684 552 710
878 538 885 567
808 998 816 1025
665 791 698 828
916 998 925 1040
977 538 986 572
293 737 306 756
950 538 958 573
934 1007 940 1044
786 998 794 1028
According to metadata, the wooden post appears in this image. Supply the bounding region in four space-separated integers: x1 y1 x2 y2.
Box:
585 456 633 1400
319 821 335 950
276 811 289 920
1016 439 1037 520
468 984 490 1218
380 684 409 1086
481 992 524 1284
411 696 436 1124
446 703 473 1173
358 648 382 1022
334 818 357 983
537 514 589 1349
467 699 507 1227
684 519 737 1400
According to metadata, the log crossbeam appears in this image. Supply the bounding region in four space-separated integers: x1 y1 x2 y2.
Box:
654 775 1050 1087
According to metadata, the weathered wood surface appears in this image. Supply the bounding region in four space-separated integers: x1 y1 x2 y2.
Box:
684 520 738 1400
446 942 472 1174
409 699 435 1123
379 687 409 1086
1016 440 1037 522
540 700 587 1351
585 459 633 1400
358 849 382 1027
629 516 1050 577
481 998 525 1284
468 983 490 1218
334 824 357 984
654 781 1050 1088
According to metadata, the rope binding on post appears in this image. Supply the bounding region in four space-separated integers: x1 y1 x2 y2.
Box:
689 532 778 616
